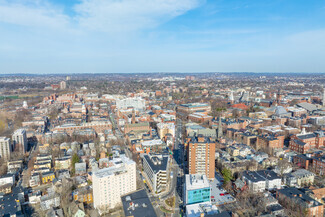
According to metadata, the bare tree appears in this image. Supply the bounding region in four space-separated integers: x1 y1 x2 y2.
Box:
277 159 292 176
0 158 7 176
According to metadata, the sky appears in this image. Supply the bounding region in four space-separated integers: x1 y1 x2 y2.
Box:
0 0 325 73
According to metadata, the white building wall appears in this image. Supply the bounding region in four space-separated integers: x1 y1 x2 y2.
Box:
116 97 145 111
12 129 27 154
93 157 136 211
0 137 11 160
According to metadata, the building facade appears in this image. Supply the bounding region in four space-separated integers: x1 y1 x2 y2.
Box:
187 135 215 179
12 129 27 154
93 155 136 212
184 174 210 205
142 153 169 194
0 137 11 161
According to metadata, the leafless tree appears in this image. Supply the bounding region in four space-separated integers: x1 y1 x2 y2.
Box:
0 158 7 176
277 159 292 176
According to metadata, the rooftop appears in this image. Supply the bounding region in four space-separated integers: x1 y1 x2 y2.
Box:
143 154 169 173
180 103 209 108
278 187 321 208
185 174 210 191
121 189 157 217
243 170 280 182
93 155 135 179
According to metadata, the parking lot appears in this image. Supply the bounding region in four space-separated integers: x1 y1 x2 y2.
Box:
209 178 236 206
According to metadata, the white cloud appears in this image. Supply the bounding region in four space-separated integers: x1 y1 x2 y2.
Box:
0 0 203 32
0 0 70 29
74 0 204 32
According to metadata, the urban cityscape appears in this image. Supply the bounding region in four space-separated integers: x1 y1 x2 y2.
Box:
0 73 325 217
1 0 325 217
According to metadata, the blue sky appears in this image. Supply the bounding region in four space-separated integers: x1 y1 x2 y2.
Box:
0 0 325 73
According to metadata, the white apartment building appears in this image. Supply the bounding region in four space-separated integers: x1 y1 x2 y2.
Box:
93 155 136 212
116 97 146 111
0 137 11 161
12 128 27 154
142 153 169 194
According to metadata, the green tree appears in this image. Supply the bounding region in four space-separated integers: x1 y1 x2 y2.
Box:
71 153 80 175
222 168 233 183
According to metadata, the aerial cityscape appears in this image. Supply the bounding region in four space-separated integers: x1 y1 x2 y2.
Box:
1 0 325 217
1 73 325 217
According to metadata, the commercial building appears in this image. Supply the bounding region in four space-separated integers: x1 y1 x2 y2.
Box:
116 97 146 111
185 203 223 217
142 153 170 194
54 121 112 135
0 187 24 217
187 135 215 179
184 174 210 205
121 189 157 217
0 137 11 161
93 155 136 211
124 122 150 134
12 129 27 154
178 103 211 114
188 112 213 124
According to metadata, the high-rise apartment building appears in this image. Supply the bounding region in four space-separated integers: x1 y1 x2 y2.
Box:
93 155 136 212
188 135 215 179
0 137 11 161
12 129 27 154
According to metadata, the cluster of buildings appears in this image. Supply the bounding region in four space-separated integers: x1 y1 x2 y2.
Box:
3 74 325 216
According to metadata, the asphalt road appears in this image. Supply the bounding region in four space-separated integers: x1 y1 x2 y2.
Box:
109 106 185 217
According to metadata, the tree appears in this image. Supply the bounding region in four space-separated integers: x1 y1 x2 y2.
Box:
277 159 291 176
71 153 80 175
0 158 7 176
222 168 233 183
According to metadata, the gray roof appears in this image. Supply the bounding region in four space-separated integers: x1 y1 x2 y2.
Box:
293 139 307 147
297 133 316 140
121 189 157 217
274 106 289 116
297 102 317 112
0 187 23 217
277 187 321 208
143 154 168 173
243 170 280 182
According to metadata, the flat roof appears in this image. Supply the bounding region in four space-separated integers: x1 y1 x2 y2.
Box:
121 189 157 217
180 103 209 108
186 202 219 217
93 156 135 179
185 174 210 191
143 154 169 173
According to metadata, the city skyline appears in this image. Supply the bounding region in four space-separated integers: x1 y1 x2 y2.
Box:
1 0 325 73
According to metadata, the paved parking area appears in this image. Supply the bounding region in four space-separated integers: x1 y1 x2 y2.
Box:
209 178 236 206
